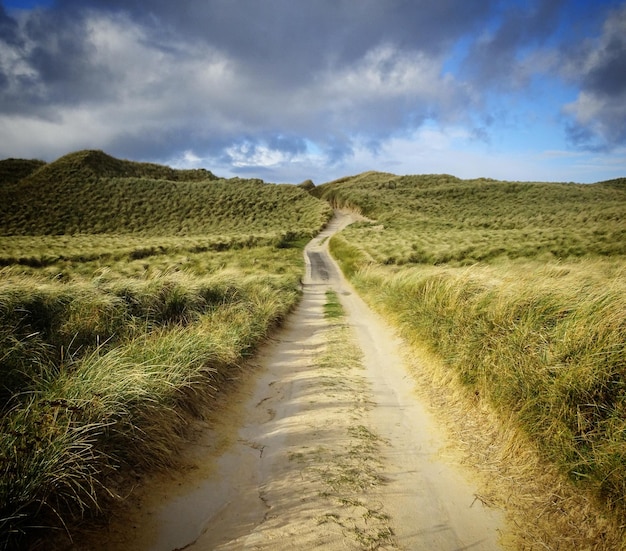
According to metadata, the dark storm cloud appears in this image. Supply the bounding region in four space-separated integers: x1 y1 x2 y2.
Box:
563 3 626 149
0 4 115 114
0 5 28 108
25 11 114 103
582 37 626 97
0 4 20 45
58 0 494 65
460 0 566 88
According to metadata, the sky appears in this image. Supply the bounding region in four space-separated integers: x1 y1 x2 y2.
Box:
0 1 625 184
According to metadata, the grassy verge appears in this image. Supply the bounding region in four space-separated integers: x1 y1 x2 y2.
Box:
331 237 626 541
323 290 344 319
323 172 626 546
0 248 303 548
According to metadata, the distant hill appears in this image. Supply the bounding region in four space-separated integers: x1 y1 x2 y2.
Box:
22 149 217 185
314 171 626 262
0 150 330 238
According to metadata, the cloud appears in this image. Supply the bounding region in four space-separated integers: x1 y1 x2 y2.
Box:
0 4 20 45
562 4 626 149
0 0 624 183
0 6 123 119
460 0 566 90
352 128 626 184
0 2 479 166
59 0 494 64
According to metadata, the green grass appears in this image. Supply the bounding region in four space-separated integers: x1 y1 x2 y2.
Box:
0 158 46 186
0 150 330 239
323 290 345 319
0 253 304 547
0 233 299 268
0 260 303 403
324 172 626 531
317 172 626 265
1 285 296 541
0 149 332 548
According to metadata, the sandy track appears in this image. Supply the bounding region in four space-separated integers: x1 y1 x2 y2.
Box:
92 212 505 550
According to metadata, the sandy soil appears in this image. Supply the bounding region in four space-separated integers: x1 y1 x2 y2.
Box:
86 211 505 550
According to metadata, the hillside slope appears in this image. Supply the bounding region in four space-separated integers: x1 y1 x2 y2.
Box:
315 172 626 263
322 171 626 539
0 150 330 238
0 158 47 186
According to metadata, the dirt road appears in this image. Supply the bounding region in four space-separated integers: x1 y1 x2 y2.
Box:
104 211 505 550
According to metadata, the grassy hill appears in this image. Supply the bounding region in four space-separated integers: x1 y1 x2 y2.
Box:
321 171 626 544
315 171 626 264
0 150 332 548
0 149 327 238
0 158 47 186
1 149 214 186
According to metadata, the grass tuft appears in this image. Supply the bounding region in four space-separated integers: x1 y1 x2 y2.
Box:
323 290 344 319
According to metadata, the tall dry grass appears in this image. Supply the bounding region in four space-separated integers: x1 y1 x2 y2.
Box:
0 271 299 548
332 239 626 533
325 172 626 546
0 145 330 546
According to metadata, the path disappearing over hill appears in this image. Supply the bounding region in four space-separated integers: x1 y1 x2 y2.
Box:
94 211 505 550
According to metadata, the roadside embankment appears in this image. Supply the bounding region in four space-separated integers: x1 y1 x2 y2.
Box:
330 232 626 549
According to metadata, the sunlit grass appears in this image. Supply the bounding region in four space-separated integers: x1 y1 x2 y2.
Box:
318 173 625 265
0 253 303 547
0 149 332 547
344 260 626 511
325 172 626 532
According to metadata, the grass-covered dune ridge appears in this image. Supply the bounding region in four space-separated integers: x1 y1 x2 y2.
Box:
317 172 626 264
0 150 332 548
0 159 47 186
0 149 329 238
1 149 214 187
324 172 626 537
